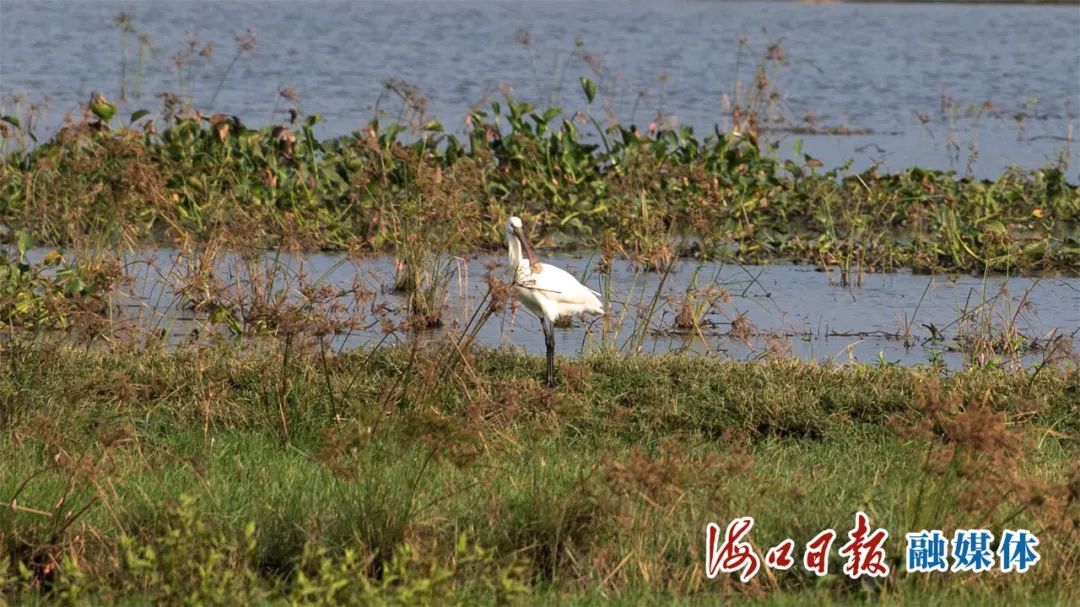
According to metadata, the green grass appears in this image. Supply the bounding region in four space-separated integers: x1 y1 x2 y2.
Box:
1 342 1076 604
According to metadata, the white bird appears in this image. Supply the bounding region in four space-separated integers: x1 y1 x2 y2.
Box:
505 216 604 387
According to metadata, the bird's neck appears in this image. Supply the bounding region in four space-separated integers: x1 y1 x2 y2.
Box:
507 232 523 268
508 229 543 275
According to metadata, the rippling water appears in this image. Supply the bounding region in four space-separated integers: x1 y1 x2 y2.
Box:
2 1 1078 176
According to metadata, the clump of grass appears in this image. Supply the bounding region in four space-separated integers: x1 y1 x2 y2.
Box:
890 381 1080 593
670 269 731 333
725 33 790 140
393 249 456 330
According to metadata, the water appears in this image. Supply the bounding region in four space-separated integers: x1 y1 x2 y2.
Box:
2 0 1078 177
28 247 1079 368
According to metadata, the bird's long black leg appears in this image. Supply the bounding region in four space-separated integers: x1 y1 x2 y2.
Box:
543 317 556 388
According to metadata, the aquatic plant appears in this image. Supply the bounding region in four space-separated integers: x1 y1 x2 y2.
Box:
0 234 117 330
3 90 1075 277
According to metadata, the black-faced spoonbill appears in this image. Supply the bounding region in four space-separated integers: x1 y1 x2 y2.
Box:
505 216 604 387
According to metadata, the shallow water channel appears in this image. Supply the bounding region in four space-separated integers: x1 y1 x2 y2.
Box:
34 248 1079 369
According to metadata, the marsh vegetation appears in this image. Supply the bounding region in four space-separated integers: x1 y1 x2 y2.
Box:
1 9 1077 604
0 344 1077 604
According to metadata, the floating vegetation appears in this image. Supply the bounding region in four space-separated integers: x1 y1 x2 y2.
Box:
0 233 118 329
0 85 1076 276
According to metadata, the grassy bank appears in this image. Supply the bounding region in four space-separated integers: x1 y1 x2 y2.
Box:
1 92 1077 276
1 342 1076 604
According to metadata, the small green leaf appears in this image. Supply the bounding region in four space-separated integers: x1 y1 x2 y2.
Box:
64 277 85 296
210 307 232 325
580 77 596 104
541 107 561 123
2 115 21 129
130 109 150 124
16 232 34 259
91 101 117 123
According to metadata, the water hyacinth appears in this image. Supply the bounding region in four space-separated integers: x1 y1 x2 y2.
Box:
1 93 1076 276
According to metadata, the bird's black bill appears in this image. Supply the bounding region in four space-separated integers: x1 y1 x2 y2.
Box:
513 225 540 269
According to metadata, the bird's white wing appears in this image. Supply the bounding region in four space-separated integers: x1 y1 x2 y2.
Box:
520 263 603 312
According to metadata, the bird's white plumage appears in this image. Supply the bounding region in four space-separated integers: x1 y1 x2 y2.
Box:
505 216 602 387
505 218 603 323
513 262 604 321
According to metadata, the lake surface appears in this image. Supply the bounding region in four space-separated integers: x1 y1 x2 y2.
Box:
28 247 1079 369
2 1 1078 177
